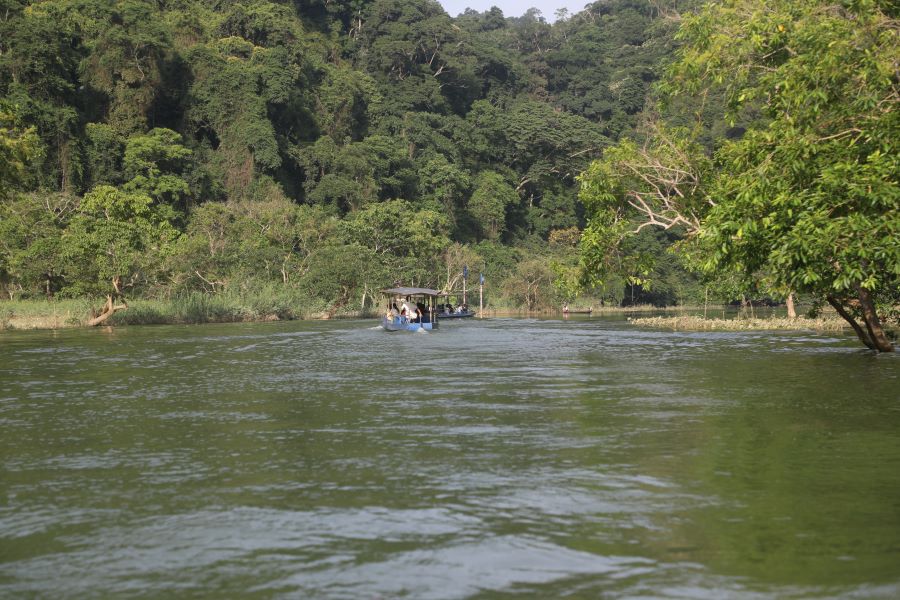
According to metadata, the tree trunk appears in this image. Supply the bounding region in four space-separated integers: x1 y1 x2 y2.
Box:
786 292 796 319
826 296 874 349
87 294 128 327
857 286 894 352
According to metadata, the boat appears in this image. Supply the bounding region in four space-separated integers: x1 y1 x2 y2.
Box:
438 308 476 319
380 287 441 331
436 292 476 319
436 267 481 319
437 303 476 319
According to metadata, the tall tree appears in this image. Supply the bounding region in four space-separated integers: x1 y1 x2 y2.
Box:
582 0 899 350
467 171 518 241
63 185 180 305
672 0 899 351
79 0 173 134
0 105 39 200
0 1 83 190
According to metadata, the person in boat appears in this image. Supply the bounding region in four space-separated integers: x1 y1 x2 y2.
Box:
401 299 415 321
416 302 427 323
445 302 454 314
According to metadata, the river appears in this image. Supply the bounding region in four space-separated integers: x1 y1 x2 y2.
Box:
1 317 898 598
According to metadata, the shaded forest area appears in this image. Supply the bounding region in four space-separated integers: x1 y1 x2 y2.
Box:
1 0 701 314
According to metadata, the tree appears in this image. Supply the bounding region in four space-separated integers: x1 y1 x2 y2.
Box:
0 192 75 298
358 0 478 115
0 0 706 317
313 64 381 142
0 1 83 191
542 0 681 136
668 0 899 351
466 98 608 196
580 0 899 350
185 25 307 199
84 123 125 189
468 171 518 240
527 183 578 238
0 106 39 200
578 122 710 290
79 0 173 134
170 201 243 293
299 242 385 314
340 199 450 286
502 257 555 311
440 242 482 293
417 154 471 227
235 200 340 285
122 128 192 219
63 185 180 322
298 136 377 213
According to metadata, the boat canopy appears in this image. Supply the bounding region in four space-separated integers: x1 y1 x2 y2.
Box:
380 287 442 297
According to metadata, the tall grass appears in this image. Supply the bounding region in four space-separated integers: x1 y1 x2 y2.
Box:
0 299 93 330
108 286 327 326
1 286 331 330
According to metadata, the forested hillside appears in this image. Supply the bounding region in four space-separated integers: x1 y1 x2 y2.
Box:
1 0 695 313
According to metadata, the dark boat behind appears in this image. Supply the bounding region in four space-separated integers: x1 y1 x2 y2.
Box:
439 309 476 319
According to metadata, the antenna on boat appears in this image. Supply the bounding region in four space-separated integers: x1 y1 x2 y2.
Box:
479 271 484 317
463 265 468 307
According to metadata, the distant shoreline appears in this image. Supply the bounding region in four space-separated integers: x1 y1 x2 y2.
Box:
1 298 832 332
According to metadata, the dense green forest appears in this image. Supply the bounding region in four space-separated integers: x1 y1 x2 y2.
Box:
1 0 897 349
0 0 697 312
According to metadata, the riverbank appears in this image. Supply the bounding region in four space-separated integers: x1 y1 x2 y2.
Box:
628 315 850 332
0 294 333 331
3 299 873 334
1 299 707 330
479 304 700 317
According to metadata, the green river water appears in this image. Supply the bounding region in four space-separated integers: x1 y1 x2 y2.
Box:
1 317 899 598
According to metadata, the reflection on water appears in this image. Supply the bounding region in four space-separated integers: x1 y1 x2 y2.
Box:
1 318 899 598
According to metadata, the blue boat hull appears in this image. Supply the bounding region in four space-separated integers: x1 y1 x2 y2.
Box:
381 316 437 331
